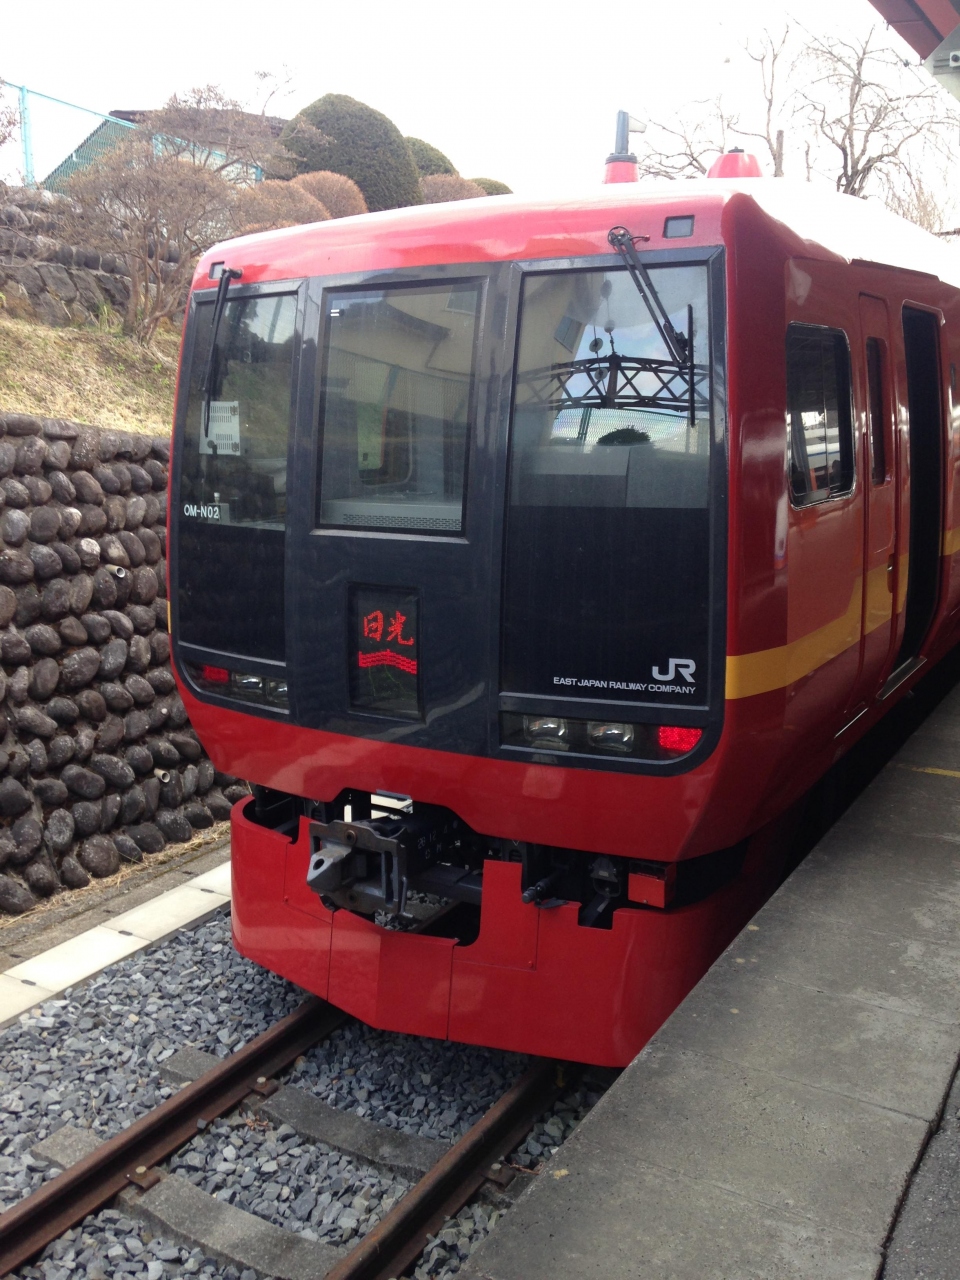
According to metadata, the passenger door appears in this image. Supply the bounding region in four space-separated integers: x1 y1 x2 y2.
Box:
895 305 944 671
285 268 509 759
845 295 900 716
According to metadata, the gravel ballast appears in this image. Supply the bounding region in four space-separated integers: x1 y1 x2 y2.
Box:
0 911 300 1216
286 1024 527 1144
168 1117 411 1246
13 1208 264 1280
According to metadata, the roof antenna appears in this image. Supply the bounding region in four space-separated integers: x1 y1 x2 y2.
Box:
604 110 645 184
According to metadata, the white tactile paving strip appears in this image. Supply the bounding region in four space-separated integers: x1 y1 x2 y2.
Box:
0 858 231 1028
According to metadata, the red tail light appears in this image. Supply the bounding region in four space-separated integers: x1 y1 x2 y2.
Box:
657 725 703 753
200 664 230 684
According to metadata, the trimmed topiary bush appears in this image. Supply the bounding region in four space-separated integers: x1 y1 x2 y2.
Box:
281 95 423 212
406 137 457 177
233 181 330 235
421 175 488 204
292 170 368 219
471 177 513 195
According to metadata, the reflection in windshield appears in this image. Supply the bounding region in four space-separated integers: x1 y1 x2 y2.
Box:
500 263 715 707
181 293 297 530
316 283 479 533
511 266 711 510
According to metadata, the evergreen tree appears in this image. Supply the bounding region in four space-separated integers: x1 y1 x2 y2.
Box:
281 95 422 211
406 137 457 177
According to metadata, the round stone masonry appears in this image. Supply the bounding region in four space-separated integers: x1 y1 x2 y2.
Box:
0 413 248 914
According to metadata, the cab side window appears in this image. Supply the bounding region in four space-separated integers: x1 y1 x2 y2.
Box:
786 324 854 506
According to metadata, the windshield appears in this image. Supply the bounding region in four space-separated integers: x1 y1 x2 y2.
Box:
316 282 480 533
510 265 710 511
180 292 297 529
502 263 714 708
176 289 297 663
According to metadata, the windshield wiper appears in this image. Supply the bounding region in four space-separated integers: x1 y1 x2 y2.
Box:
607 226 689 365
201 266 242 441
608 226 701 426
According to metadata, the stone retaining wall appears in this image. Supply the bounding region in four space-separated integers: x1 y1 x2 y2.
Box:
0 187 134 327
0 411 247 916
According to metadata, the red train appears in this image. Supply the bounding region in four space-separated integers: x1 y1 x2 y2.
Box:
169 146 960 1066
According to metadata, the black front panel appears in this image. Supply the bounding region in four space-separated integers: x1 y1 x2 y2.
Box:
282 265 498 757
179 523 285 660
176 245 726 774
502 506 709 703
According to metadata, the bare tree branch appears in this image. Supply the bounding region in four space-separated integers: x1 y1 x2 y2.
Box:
635 98 738 180
63 130 237 346
798 29 957 198
738 28 793 176
883 167 960 236
252 67 296 118
0 80 20 154
632 23 960 236
143 86 299 181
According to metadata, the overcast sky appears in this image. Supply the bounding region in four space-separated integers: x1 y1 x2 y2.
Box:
0 0 923 192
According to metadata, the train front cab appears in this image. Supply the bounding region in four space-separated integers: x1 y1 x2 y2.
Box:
169 187 960 1068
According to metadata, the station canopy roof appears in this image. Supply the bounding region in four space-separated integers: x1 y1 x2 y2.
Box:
868 0 960 58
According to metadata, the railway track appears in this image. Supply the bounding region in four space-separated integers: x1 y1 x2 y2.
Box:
0 997 567 1280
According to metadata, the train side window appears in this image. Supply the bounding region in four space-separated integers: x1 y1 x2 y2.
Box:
866 337 887 485
786 324 854 506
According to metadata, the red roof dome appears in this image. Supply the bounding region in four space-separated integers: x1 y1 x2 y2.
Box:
707 149 763 178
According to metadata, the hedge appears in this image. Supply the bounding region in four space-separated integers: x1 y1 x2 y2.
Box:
470 177 513 196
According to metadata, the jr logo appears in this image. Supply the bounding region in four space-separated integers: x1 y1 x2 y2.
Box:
652 658 697 684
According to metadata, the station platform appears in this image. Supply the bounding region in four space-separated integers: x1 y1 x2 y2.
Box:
463 683 960 1280
0 833 230 1026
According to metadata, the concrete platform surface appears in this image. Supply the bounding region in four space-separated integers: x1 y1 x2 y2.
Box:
0 850 231 1028
0 829 230 974
463 687 960 1280
885 1059 960 1276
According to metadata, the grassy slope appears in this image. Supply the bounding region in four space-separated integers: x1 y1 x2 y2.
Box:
0 316 179 436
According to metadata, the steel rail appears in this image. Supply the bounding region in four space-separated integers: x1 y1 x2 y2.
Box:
0 997 346 1278
324 1058 566 1280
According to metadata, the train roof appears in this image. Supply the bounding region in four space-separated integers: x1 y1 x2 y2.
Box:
195 177 960 292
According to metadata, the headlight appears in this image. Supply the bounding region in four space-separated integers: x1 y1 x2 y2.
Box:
233 673 264 695
185 662 289 710
587 721 635 752
523 716 569 747
501 713 705 762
